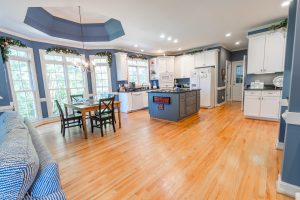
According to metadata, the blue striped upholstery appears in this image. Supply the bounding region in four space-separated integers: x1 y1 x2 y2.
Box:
24 119 65 199
23 190 66 200
0 128 39 199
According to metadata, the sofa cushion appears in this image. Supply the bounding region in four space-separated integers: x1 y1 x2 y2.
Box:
1 111 28 133
24 119 63 198
0 128 39 199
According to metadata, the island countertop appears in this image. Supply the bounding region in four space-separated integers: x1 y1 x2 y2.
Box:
148 88 201 94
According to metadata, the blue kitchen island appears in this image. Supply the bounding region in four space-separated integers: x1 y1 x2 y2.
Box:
148 89 201 122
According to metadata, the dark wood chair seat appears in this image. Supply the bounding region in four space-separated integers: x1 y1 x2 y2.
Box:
55 100 83 137
91 96 116 136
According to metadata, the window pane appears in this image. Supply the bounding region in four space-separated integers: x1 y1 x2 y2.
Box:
8 48 38 120
92 58 110 95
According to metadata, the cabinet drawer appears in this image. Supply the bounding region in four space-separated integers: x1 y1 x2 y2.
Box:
186 104 196 115
186 91 196 97
186 97 196 105
180 94 186 101
245 91 262 96
262 90 281 97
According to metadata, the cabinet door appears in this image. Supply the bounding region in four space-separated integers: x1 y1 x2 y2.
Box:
194 53 205 68
204 50 217 67
244 95 261 117
183 55 195 78
158 57 167 73
247 35 266 74
260 96 280 119
131 92 143 110
166 57 175 73
264 31 286 73
115 53 128 81
150 58 159 80
174 56 183 78
142 91 148 108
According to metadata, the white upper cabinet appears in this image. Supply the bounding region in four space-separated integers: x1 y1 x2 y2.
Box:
264 31 286 73
194 50 218 68
175 55 195 79
247 30 286 74
248 35 266 74
157 56 175 73
115 52 128 81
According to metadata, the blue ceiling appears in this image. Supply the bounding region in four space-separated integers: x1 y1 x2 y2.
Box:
24 7 125 42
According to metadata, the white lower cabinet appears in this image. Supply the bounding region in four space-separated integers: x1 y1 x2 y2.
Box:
244 90 281 120
119 91 148 113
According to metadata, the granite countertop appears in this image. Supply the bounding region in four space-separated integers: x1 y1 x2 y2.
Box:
244 85 282 91
148 88 201 93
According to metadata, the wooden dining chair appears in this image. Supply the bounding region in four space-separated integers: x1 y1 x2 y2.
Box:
55 100 83 137
90 96 116 137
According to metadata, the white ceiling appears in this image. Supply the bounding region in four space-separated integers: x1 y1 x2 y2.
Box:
0 0 289 55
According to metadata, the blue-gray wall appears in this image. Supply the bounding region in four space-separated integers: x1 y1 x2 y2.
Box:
231 49 247 62
278 0 297 144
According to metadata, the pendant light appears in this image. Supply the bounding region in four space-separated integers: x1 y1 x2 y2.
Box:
74 6 94 72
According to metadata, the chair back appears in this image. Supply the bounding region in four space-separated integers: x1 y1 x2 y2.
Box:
98 96 115 118
55 100 64 121
70 94 84 104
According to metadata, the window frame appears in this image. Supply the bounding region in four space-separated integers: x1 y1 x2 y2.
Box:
89 55 112 97
6 46 42 121
127 58 149 86
39 50 88 117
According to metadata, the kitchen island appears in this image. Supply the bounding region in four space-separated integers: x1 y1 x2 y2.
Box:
148 89 201 121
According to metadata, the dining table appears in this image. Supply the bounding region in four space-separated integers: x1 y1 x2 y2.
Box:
64 94 121 139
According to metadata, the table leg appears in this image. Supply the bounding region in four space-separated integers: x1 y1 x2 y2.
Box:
82 111 88 139
118 105 121 128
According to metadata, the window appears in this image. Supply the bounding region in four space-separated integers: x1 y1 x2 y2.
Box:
90 56 111 98
127 59 149 86
40 51 87 116
7 47 40 120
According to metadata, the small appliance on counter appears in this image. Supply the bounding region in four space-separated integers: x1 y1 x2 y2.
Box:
250 80 264 89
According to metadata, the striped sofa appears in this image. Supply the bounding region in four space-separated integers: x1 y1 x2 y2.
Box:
0 112 66 200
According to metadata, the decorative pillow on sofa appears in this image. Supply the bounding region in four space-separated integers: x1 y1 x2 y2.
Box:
0 128 39 199
24 119 64 198
1 111 28 133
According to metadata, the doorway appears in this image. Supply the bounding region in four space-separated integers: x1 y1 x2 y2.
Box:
231 61 244 102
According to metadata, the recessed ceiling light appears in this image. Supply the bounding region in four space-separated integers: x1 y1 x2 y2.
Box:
134 44 138 47
173 39 178 43
178 48 182 51
235 41 241 45
141 49 144 52
281 0 291 7
167 36 172 41
160 34 165 39
225 33 232 37
157 49 163 53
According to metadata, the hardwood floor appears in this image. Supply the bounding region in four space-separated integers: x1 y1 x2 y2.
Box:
37 102 291 200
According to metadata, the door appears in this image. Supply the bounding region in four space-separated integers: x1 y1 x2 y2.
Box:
158 57 167 73
174 56 183 78
225 61 232 101
247 35 266 74
166 57 175 73
183 55 194 78
232 61 244 101
131 92 143 110
244 95 261 117
142 91 148 108
264 31 286 73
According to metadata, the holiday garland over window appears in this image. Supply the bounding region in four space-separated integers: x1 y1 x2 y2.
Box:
0 37 27 63
46 47 80 56
128 54 148 60
268 18 288 31
95 51 112 67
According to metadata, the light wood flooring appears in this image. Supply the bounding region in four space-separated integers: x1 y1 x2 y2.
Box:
37 102 292 200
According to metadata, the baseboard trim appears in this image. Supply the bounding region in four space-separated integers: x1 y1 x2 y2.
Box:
276 141 284 150
32 117 60 128
277 174 300 197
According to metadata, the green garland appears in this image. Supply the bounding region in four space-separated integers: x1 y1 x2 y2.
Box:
0 37 27 63
128 54 148 60
46 47 80 56
95 51 112 67
268 18 288 31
